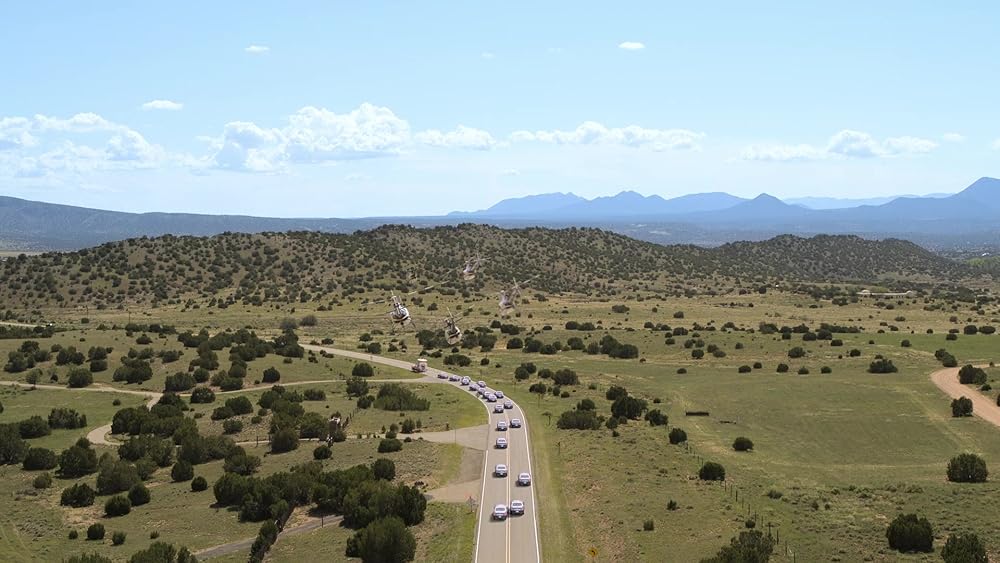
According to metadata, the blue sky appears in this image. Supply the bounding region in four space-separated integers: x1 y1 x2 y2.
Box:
1 1 998 217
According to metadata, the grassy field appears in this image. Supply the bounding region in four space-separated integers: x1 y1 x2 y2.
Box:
3 283 1000 561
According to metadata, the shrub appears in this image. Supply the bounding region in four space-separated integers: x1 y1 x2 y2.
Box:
958 365 988 385
18 416 51 439
171 460 194 482
776 363 789 373
352 362 375 377
128 483 150 506
733 437 754 452
314 444 332 460
556 409 602 430
372 458 396 480
191 476 208 492
645 409 668 427
48 408 87 429
947 453 988 483
32 471 53 489
699 461 726 481
611 396 647 420
941 533 988 563
529 383 547 395
163 372 195 392
787 347 805 359
222 419 244 434
951 397 974 417
104 495 131 517
61 482 96 507
67 368 94 388
667 499 679 510
552 369 579 385
643 519 655 531
886 513 933 553
738 365 752 374
378 438 403 453
704 530 774 562
190 386 215 403
87 523 106 541
606 385 628 401
68 529 78 540
668 428 687 445
59 438 99 477
97 460 141 494
869 359 898 374
112 531 126 546
345 516 415 562
374 384 430 411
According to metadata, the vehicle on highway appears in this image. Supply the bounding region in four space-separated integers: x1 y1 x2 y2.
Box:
517 472 531 486
493 403 505 413
449 374 459 381
495 464 508 477
460 376 470 385
492 504 508 520
497 420 508 431
477 387 486 396
495 437 508 449
495 390 504 398
509 500 525 516
503 399 514 409
477 380 487 388
411 358 428 373
437 372 448 379
510 418 522 428
486 393 498 402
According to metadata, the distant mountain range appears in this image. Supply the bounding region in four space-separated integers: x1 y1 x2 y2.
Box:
1 178 998 252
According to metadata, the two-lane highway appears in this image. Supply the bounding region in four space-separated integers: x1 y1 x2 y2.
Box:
301 345 541 562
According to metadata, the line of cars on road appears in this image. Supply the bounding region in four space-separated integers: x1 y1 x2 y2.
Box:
441 370 533 522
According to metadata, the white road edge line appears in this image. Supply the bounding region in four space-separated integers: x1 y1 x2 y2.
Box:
520 403 542 563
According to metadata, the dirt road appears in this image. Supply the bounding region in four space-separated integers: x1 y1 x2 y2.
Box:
930 366 1000 428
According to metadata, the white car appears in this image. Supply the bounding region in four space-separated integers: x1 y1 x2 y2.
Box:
493 403 505 413
449 374 459 382
494 464 508 477
477 387 486 396
495 390 504 399
517 472 531 486
495 437 508 449
496 420 508 431
492 504 508 520
510 418 522 428
437 372 448 379
509 500 525 516
477 381 487 388
486 393 498 403
503 400 514 410
460 376 470 385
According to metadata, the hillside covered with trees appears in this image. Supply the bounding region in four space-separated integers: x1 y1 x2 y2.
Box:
0 224 976 310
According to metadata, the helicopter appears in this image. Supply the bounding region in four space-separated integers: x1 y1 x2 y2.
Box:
461 252 484 281
498 279 525 316
387 293 412 331
443 307 463 345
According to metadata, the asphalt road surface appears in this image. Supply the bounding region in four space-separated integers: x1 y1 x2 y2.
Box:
302 344 541 563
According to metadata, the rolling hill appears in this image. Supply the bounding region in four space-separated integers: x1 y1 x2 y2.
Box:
0 225 971 311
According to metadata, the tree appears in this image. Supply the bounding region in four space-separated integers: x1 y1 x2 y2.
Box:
128 483 151 506
529 383 547 395
611 396 647 420
271 427 299 453
732 437 754 452
941 533 988 563
163 372 195 392
886 513 933 553
314 444 332 460
951 397 973 417
191 476 208 492
48 408 87 429
869 359 898 374
552 369 579 385
699 461 725 481
59 438 99 477
556 409 602 430
104 495 132 517
669 428 688 445
225 396 253 416
645 409 668 427
190 386 215 403
22 447 57 470
0 423 27 465
97 460 141 495
378 438 403 453
262 367 281 383
958 365 988 385
346 376 370 397
372 458 396 481
61 482 96 507
345 516 416 562
605 385 628 401
67 367 94 388
87 523 106 541
352 362 375 377
947 453 988 483
18 415 51 438
576 398 596 411
171 460 194 482
129 541 197 563
787 347 805 359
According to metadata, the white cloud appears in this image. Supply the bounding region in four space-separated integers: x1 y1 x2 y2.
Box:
481 52 495 59
34 112 119 132
510 121 704 150
618 41 645 50
0 117 36 150
141 99 183 111
742 130 939 161
415 125 497 150
245 45 270 54
206 103 411 172
942 132 965 143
